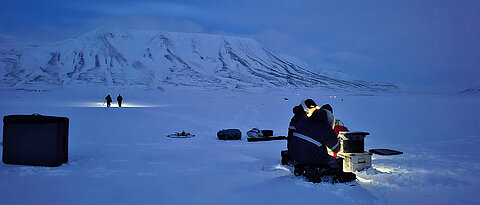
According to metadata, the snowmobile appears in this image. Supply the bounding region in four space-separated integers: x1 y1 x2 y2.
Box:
280 150 357 184
281 120 402 183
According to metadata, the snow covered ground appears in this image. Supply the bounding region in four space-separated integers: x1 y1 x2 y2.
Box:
0 88 479 205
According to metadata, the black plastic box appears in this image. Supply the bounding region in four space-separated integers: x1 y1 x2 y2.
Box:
217 129 241 140
339 131 369 153
2 114 69 167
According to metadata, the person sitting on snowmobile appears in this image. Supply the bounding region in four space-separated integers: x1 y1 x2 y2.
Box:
289 104 356 183
287 99 318 152
117 94 123 107
105 94 113 107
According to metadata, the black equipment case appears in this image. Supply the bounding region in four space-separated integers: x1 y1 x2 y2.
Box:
339 131 369 153
2 114 69 167
217 129 242 140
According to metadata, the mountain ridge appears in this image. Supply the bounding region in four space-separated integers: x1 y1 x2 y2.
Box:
0 28 398 92
457 85 480 95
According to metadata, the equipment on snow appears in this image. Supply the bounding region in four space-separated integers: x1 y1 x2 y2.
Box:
247 136 286 142
246 128 263 138
338 152 372 172
217 129 242 140
338 131 369 153
334 131 402 171
281 150 356 183
246 128 274 138
2 114 69 167
246 128 284 142
261 130 273 137
167 131 195 138
369 149 403 155
334 119 349 134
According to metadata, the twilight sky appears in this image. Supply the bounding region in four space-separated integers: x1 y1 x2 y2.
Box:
1 0 479 92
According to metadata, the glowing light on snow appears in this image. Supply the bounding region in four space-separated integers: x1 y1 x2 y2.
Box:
274 165 292 173
374 166 396 173
356 176 373 183
72 102 169 108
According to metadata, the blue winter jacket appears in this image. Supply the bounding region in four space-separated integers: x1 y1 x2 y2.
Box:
289 109 340 166
287 105 306 152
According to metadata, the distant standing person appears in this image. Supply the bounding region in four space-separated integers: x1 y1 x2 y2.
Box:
117 94 123 107
105 94 112 107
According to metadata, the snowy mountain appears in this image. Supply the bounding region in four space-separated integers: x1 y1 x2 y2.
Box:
0 28 398 92
317 68 397 93
457 85 480 95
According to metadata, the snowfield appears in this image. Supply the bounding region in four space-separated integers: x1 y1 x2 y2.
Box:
0 88 479 205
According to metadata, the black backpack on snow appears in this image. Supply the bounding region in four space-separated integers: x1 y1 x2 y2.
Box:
217 129 242 140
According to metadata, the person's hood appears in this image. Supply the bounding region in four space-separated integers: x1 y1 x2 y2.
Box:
292 105 305 115
310 109 335 128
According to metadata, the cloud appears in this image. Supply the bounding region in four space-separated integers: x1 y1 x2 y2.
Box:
70 1 201 18
326 52 372 66
84 16 206 33
248 30 377 74
251 29 324 65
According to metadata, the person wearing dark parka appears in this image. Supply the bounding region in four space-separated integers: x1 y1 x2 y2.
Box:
105 94 112 107
287 99 318 152
289 104 356 183
117 94 123 107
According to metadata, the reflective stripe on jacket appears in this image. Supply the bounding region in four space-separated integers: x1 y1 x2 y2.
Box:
289 109 340 166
